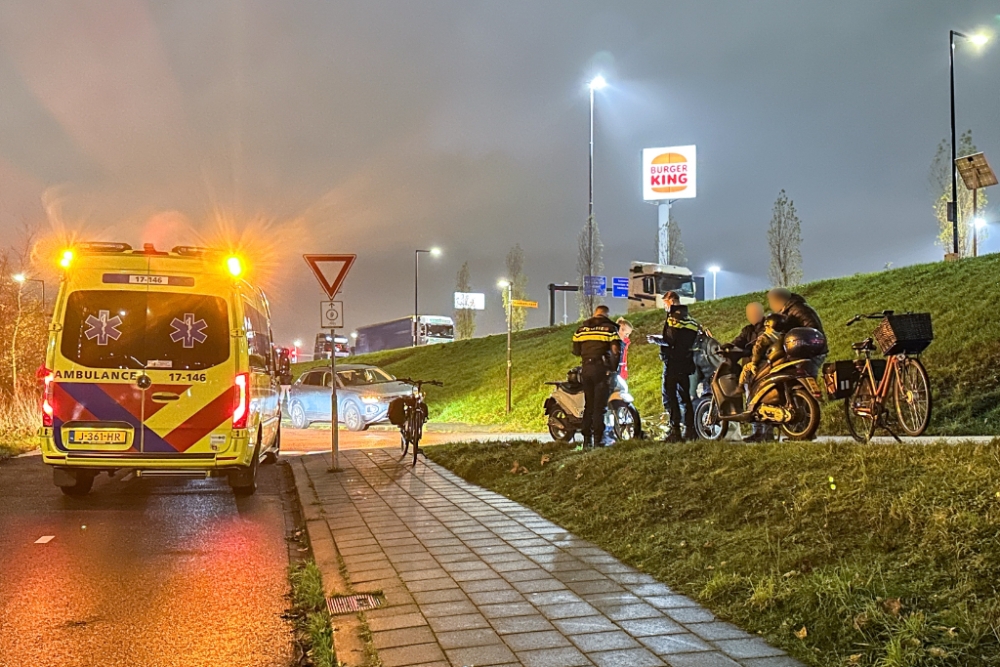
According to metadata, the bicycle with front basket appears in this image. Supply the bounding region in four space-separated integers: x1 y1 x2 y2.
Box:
390 378 443 466
825 311 933 442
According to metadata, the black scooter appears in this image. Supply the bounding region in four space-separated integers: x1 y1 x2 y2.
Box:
696 343 823 441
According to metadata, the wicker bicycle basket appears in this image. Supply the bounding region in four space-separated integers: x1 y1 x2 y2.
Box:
872 313 933 355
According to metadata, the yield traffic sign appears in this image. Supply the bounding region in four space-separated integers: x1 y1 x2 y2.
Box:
304 254 356 298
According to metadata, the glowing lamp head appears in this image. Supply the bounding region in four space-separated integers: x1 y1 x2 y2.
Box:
59 249 74 269
589 75 607 91
293 339 302 348
709 265 721 274
226 256 243 277
975 217 987 229
430 247 442 258
12 273 26 284
497 279 510 289
971 33 989 47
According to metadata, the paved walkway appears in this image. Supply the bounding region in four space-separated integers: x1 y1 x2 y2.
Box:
293 449 802 667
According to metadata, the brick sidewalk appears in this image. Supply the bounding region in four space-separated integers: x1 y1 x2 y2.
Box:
292 449 802 667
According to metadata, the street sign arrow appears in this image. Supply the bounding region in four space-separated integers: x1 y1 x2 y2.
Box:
304 254 356 298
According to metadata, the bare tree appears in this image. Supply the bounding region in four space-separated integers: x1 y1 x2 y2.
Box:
577 216 603 318
666 210 686 265
453 261 476 340
929 130 988 258
767 189 803 287
503 245 529 332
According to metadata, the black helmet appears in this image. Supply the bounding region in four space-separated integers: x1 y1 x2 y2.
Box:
763 313 786 334
784 327 826 360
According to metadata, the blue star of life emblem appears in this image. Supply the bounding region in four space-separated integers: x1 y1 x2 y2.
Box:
84 310 124 346
170 313 209 349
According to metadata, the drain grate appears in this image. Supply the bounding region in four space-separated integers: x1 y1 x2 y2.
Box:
326 593 385 616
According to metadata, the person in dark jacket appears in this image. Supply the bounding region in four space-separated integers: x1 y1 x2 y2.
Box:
730 302 765 359
572 306 622 448
767 288 827 375
657 304 700 442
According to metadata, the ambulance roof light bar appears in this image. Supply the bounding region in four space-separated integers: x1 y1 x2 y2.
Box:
75 242 133 254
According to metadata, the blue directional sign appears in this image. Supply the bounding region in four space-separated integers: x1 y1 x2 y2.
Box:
611 277 629 298
583 275 607 297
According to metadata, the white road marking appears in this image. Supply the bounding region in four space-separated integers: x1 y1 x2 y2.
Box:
34 535 55 544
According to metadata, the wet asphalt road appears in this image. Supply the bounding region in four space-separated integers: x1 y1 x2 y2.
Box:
0 457 295 667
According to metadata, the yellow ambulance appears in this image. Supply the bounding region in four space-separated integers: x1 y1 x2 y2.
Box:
40 242 281 496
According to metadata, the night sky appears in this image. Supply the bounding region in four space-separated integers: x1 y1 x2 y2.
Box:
1 1 998 345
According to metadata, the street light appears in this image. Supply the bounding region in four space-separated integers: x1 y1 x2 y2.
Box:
974 216 988 257
708 266 721 300
949 29 989 256
11 273 45 311
585 75 607 309
414 247 442 347
498 279 513 413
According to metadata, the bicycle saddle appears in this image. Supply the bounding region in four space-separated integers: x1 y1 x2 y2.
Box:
852 338 876 352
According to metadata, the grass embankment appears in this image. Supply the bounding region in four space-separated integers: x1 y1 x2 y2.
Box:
288 562 336 667
0 394 43 459
428 439 1000 667
295 255 1000 436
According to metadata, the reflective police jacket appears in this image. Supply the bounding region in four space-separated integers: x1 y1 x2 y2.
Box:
572 316 622 369
660 308 700 375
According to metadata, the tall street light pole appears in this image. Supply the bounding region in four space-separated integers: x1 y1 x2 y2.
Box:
949 30 988 256
587 75 606 306
413 247 441 347
499 279 512 413
708 266 720 300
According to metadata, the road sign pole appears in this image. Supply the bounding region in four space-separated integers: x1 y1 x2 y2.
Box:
330 331 339 470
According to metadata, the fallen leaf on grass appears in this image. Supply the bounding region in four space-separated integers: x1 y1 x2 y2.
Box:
794 626 808 640
883 598 902 616
928 647 948 658
575 471 584 480
509 461 529 474
853 613 868 630
847 654 862 664
540 454 551 467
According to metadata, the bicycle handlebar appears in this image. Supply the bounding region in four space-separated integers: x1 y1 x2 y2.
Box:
396 377 444 388
845 310 894 327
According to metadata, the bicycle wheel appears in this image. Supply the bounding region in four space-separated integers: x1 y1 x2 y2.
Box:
400 430 409 456
894 358 932 436
412 410 425 466
844 376 876 443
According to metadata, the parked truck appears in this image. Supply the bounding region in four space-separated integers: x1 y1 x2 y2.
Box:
354 315 454 355
627 261 703 312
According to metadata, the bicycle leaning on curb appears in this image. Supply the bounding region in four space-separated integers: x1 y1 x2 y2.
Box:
389 378 443 466
823 310 933 443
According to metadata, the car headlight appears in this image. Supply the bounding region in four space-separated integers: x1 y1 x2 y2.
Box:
361 395 381 404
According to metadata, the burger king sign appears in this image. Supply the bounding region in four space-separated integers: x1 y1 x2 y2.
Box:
642 145 696 201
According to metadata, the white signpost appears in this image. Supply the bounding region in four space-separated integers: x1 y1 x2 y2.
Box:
642 145 697 265
320 301 344 329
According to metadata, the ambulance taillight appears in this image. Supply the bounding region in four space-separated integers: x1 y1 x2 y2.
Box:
232 373 250 429
42 369 55 427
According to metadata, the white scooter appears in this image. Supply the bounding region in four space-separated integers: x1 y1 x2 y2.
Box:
543 367 643 443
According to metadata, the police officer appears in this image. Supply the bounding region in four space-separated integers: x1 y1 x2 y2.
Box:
572 305 622 448
658 303 700 442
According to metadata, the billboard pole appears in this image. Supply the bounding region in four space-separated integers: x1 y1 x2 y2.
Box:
657 202 671 265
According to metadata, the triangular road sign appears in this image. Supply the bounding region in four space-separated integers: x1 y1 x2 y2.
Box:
304 254 356 298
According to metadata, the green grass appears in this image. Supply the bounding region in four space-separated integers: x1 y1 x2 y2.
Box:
294 254 1000 436
427 439 1000 667
288 561 336 667
0 393 43 459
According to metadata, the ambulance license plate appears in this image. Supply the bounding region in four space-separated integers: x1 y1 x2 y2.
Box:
68 430 128 445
